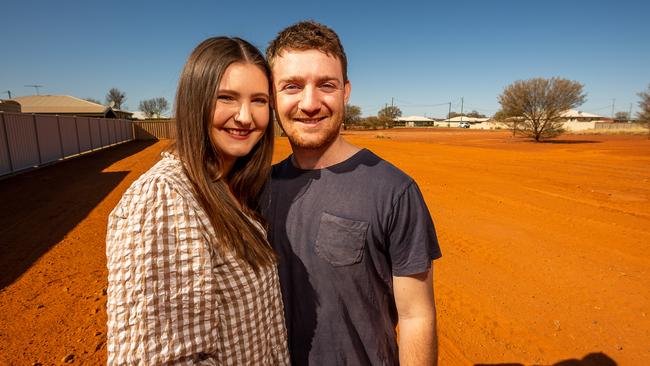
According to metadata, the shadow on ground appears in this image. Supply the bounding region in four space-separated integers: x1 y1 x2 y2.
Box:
475 351 616 366
541 140 602 144
0 141 155 290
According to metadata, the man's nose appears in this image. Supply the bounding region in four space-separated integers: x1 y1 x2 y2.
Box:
298 86 321 114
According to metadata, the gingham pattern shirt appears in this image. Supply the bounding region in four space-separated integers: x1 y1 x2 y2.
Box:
106 153 289 365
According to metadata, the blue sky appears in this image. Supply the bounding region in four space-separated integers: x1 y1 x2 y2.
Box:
2 0 649 118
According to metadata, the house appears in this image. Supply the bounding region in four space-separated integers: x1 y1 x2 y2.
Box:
10 95 132 119
394 115 435 127
438 115 490 127
559 109 606 122
0 99 21 113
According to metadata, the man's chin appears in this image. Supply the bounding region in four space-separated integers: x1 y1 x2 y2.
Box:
287 133 337 150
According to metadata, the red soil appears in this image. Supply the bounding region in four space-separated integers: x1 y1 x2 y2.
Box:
1 129 648 365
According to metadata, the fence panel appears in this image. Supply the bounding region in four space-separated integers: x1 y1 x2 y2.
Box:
98 118 109 147
59 116 80 156
108 119 116 144
88 118 100 149
35 115 63 164
76 117 91 152
133 120 176 140
123 120 129 142
0 114 11 175
3 113 40 172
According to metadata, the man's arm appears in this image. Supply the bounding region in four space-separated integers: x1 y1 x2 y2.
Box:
393 266 437 366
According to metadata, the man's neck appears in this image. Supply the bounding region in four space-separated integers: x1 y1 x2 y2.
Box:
291 136 360 170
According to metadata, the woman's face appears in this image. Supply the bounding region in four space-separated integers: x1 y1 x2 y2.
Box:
210 62 270 172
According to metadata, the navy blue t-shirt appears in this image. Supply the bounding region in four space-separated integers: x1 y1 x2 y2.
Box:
262 148 441 365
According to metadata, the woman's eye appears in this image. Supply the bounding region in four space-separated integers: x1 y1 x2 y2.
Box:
253 98 268 105
217 95 235 102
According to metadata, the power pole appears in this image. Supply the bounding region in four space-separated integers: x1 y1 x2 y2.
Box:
447 102 451 119
611 98 615 119
2 90 11 99
628 103 633 122
391 97 394 108
25 85 43 95
460 97 464 122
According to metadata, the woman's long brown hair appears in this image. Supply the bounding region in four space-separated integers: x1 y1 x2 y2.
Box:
173 37 275 271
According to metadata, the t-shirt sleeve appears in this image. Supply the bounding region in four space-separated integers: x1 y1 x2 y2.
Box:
386 180 442 276
106 176 220 365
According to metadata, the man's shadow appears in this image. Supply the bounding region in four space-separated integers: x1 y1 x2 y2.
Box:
475 351 617 366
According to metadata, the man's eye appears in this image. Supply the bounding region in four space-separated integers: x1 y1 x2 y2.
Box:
321 83 337 91
283 84 300 91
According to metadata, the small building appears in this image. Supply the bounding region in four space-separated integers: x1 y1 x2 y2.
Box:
0 99 21 113
395 115 435 127
10 95 132 119
559 109 605 122
437 116 489 127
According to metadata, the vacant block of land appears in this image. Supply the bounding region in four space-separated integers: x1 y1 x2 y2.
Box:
0 129 648 365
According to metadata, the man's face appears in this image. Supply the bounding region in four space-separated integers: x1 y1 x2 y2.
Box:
271 49 350 150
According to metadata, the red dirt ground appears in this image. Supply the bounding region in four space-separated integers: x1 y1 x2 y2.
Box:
1 129 648 365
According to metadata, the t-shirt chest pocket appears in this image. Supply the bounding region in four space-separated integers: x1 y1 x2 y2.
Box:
315 212 369 267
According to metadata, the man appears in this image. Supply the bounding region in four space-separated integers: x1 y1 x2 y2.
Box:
263 20 442 365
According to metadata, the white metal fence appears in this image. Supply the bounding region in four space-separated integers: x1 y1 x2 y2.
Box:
0 112 133 177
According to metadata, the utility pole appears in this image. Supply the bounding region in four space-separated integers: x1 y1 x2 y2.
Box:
2 90 11 99
460 97 464 122
611 98 615 119
447 102 451 119
25 85 43 95
391 97 394 108
628 103 633 122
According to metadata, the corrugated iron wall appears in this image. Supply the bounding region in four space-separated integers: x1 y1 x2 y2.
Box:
131 118 284 139
132 119 176 140
0 112 133 177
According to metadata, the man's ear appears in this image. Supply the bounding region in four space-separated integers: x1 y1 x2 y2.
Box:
344 80 351 104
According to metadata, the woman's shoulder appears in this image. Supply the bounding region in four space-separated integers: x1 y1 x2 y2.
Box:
111 153 193 216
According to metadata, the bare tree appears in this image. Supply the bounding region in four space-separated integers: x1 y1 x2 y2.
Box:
498 77 586 141
638 84 650 138
378 105 402 120
106 88 126 110
139 97 169 118
614 111 630 121
344 104 362 128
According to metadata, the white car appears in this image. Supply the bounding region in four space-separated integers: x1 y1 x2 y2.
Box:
459 122 470 128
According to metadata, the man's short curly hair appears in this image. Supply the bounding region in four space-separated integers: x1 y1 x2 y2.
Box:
266 20 348 81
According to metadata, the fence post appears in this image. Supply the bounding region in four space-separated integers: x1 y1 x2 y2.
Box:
98 118 104 149
73 116 81 154
1 112 14 174
56 115 65 159
33 114 42 165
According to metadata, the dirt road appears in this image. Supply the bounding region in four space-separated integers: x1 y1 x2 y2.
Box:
0 130 648 365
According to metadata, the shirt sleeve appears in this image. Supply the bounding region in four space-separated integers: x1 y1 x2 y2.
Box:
386 180 442 276
106 175 219 365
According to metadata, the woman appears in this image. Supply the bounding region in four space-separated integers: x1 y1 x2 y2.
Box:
106 37 289 365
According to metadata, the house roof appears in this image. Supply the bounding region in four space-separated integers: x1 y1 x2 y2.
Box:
395 115 435 122
561 109 603 118
12 95 110 114
444 116 489 122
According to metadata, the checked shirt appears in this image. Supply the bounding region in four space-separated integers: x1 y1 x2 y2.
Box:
106 153 289 365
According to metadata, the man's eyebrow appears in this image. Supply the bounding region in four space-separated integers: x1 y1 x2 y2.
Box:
276 76 342 84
